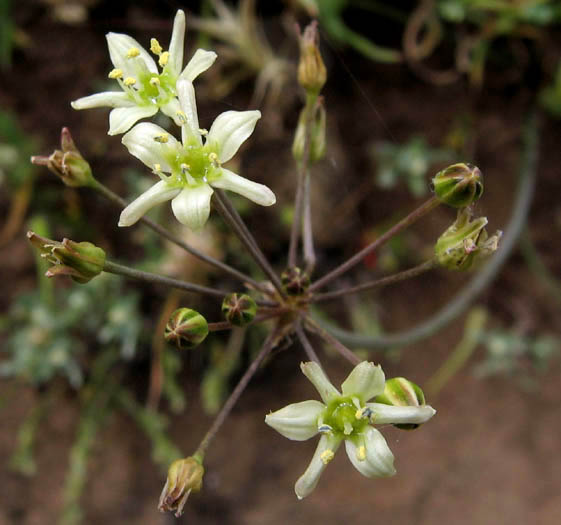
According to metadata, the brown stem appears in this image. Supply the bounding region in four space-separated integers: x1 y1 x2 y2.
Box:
303 316 361 365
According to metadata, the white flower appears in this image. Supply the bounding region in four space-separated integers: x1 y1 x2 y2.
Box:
71 10 217 135
118 79 276 230
265 361 436 499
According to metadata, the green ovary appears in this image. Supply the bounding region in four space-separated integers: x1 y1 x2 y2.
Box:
323 396 369 437
165 142 221 186
136 70 176 106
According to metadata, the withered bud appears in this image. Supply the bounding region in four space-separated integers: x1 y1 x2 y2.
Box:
298 21 326 95
158 457 204 517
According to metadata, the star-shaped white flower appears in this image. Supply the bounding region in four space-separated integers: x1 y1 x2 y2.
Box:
118 79 276 230
265 361 436 499
71 10 217 135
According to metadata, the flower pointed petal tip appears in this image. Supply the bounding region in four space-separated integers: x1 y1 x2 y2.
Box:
300 361 340 403
341 361 385 402
366 403 436 425
118 180 180 227
294 434 341 500
265 400 324 441
71 92 134 110
211 169 276 207
168 10 186 75
181 49 218 82
345 427 396 479
171 185 214 230
208 110 261 163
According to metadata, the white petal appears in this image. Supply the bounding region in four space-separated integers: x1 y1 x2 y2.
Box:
366 403 436 425
177 80 201 144
121 122 178 170
106 32 157 76
341 362 385 402
160 97 182 126
300 362 340 404
119 180 180 227
295 434 342 500
179 49 217 82
265 400 325 441
207 110 261 163
71 92 134 110
108 106 158 135
171 185 214 230
345 427 396 478
168 10 186 77
210 168 276 207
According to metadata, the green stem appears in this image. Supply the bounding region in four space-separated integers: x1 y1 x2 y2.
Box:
322 110 539 348
311 259 437 303
103 260 229 299
310 196 440 292
90 179 263 290
195 328 279 459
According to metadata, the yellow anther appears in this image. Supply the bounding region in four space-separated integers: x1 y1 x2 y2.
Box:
320 449 335 465
149 76 161 86
176 110 187 124
108 68 123 79
208 152 219 165
199 128 209 136
124 77 137 86
126 47 140 58
153 163 162 172
355 407 373 421
357 446 366 462
158 51 170 67
180 163 191 172
150 38 163 55
153 134 169 143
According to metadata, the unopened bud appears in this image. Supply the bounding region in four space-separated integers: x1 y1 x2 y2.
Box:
222 293 257 326
158 457 204 517
27 231 105 284
31 128 94 188
298 21 326 95
374 377 427 430
281 267 310 296
435 207 502 271
165 308 208 349
432 163 483 208
292 99 326 164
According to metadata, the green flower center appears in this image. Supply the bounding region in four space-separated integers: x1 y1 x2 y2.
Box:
162 139 222 187
322 396 369 437
136 69 176 106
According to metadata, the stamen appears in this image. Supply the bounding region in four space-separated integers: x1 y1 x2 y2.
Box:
320 449 335 465
318 424 333 434
108 68 123 79
356 446 366 462
176 110 187 125
124 77 137 86
154 134 169 143
152 164 168 182
181 163 196 185
150 38 163 55
355 407 373 421
149 76 161 87
343 422 353 435
199 128 209 136
159 51 170 67
126 47 140 58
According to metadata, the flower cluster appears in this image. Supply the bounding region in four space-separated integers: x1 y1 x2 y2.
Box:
265 361 436 499
71 9 275 230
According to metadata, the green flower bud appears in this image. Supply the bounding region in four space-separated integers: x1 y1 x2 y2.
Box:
221 293 257 327
158 456 204 517
27 231 105 284
298 21 326 95
165 308 208 349
435 208 502 271
432 163 483 208
292 100 326 164
31 127 95 188
281 267 310 296
374 377 427 430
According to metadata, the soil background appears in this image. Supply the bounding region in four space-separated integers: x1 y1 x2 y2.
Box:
1 2 560 524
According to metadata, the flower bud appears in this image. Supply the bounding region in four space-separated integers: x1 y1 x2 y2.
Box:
158 457 204 517
31 127 95 188
432 163 483 208
27 231 105 284
222 293 257 327
374 377 427 430
281 267 310 296
165 308 208 349
298 21 327 95
435 208 502 271
292 100 326 164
